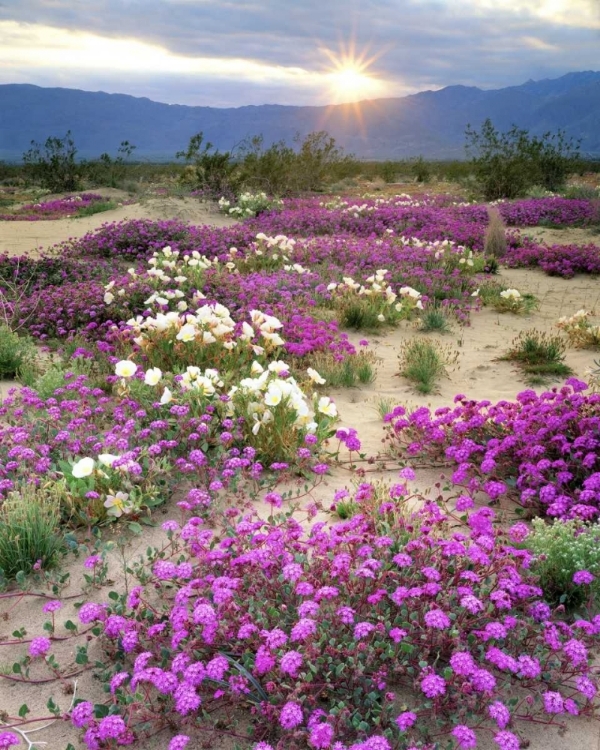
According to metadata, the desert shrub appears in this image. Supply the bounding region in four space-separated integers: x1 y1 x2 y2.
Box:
398 337 457 394
176 131 238 198
465 119 580 200
21 130 80 192
499 329 572 383
527 518 600 610
483 206 507 259
73 200 117 217
412 156 431 183
562 185 599 200
84 141 137 187
0 325 36 379
0 485 64 578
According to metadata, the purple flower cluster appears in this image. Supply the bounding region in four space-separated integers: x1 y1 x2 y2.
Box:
385 380 600 520
0 193 106 221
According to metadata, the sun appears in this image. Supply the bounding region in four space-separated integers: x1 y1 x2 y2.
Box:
321 44 385 103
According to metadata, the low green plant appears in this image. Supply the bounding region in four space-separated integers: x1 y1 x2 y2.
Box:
562 184 599 200
374 396 396 420
526 518 600 610
0 325 36 379
478 281 538 314
29 365 69 400
73 200 117 218
301 351 377 388
556 309 600 349
398 337 457 394
499 329 572 384
418 304 453 334
0 485 64 578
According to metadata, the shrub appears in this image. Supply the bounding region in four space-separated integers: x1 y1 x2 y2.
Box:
483 207 507 259
418 304 453 334
22 130 80 192
0 485 64 578
465 119 581 200
478 282 538 314
176 132 238 198
0 325 36 379
527 518 600 610
499 329 572 383
398 337 457 394
302 350 377 388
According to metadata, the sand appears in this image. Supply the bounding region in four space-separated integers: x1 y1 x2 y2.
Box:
1 206 600 748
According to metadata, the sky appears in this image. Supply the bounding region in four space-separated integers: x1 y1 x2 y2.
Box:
0 0 598 108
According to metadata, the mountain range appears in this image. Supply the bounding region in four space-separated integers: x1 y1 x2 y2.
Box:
1 71 599 161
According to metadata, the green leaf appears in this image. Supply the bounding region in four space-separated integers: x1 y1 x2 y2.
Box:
18 703 30 718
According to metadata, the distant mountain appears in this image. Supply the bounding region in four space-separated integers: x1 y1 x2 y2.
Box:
1 71 599 161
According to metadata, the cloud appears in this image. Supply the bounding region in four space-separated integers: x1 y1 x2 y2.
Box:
0 0 597 106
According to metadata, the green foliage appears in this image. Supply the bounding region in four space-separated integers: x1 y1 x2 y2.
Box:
477 281 538 314
302 351 377 388
84 141 137 187
177 132 238 197
0 486 64 578
418 304 453 334
465 119 581 200
499 329 572 384
398 337 457 394
73 200 117 218
527 518 600 610
0 325 36 379
237 131 354 195
412 156 431 183
22 130 80 192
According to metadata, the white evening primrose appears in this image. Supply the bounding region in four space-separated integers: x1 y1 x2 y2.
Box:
104 292 114 305
176 323 197 342
104 492 132 518
72 457 95 478
98 453 119 467
251 361 264 375
307 367 326 385
317 396 337 418
160 387 173 405
115 360 137 378
144 367 162 386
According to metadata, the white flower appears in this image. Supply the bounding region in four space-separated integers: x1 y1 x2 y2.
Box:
104 491 131 518
144 367 162 386
471 289 480 298
176 323 197 342
264 386 283 407
500 288 521 300
251 361 264 375
104 292 115 305
98 453 119 467
72 457 95 478
317 396 337 418
377 314 385 322
160 387 173 405
307 367 326 385
115 360 137 378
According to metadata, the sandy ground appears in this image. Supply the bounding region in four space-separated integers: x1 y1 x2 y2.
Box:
1 208 600 748
0 195 238 257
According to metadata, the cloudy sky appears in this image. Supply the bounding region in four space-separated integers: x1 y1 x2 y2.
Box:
0 0 598 107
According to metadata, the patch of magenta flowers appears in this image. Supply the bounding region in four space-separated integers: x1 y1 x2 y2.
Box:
69 502 600 749
384 379 600 521
0 194 106 221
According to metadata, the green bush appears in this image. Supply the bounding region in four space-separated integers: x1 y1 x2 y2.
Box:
0 325 36 379
465 119 581 200
398 337 457 394
526 518 600 610
177 132 238 197
0 486 64 579
22 130 80 192
499 329 572 384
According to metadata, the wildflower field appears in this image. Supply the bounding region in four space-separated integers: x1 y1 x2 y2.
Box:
1 188 600 750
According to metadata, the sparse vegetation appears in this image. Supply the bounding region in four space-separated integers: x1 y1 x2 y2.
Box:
499 329 572 383
398 337 457 393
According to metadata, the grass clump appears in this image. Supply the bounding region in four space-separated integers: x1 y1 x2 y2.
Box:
526 518 600 611
418 304 453 334
73 200 117 218
0 485 64 579
398 337 457 394
499 329 572 384
301 351 377 388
